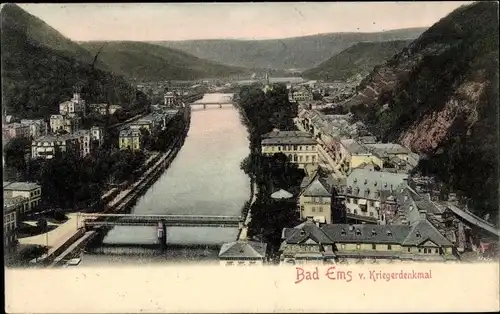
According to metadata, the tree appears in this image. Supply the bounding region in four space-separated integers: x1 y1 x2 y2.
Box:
4 137 30 174
37 217 48 231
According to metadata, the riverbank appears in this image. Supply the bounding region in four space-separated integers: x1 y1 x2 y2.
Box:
11 106 192 268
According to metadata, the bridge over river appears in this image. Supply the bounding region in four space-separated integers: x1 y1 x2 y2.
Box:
80 213 243 228
81 93 250 265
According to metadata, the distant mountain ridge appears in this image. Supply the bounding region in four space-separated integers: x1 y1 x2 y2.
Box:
78 41 248 81
302 40 411 81
151 27 427 70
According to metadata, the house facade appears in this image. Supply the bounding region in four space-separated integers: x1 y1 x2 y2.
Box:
3 181 42 214
218 241 268 266
59 93 86 117
299 169 337 224
3 123 30 140
31 134 80 160
289 86 314 103
338 169 409 224
3 202 18 253
50 114 81 134
20 119 48 138
119 128 142 151
261 131 318 169
280 220 457 265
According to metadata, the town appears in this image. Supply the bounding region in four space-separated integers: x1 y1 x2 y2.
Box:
4 73 498 267
2 2 499 269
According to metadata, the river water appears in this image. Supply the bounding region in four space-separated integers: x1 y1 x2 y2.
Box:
81 93 250 265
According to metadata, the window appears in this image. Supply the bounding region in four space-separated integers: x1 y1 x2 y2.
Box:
372 244 376 250
387 245 392 250
312 156 316 162
369 212 374 217
299 156 303 161
278 146 282 151
319 207 323 213
370 201 375 207
435 249 439 254
306 156 309 161
293 155 298 162
418 249 422 253
300 206 304 211
312 207 316 212
408 247 411 252
424 248 427 254
347 198 350 204
353 199 358 205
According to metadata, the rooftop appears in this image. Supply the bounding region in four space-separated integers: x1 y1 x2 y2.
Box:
340 139 370 155
218 241 267 259
3 181 41 191
261 137 317 145
262 130 312 139
283 220 454 247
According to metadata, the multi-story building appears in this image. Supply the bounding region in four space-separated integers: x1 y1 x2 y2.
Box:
20 119 48 138
31 134 80 160
289 85 314 103
88 103 122 115
338 168 408 224
73 130 92 157
3 123 30 140
298 168 338 224
119 128 142 151
50 114 81 134
59 92 86 117
164 92 177 107
3 181 41 214
261 131 318 169
3 202 18 253
335 139 383 174
90 126 104 144
279 219 457 265
218 241 268 266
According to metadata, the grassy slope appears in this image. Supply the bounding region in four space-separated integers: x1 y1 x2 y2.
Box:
1 4 147 118
152 28 426 70
302 40 411 81
79 41 248 81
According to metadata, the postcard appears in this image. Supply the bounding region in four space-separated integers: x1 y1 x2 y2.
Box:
3 2 499 313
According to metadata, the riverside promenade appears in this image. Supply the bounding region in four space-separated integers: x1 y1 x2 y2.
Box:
19 107 191 266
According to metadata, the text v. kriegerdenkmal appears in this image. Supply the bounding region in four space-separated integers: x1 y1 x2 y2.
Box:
295 266 433 284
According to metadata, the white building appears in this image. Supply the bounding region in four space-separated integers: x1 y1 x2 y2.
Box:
218 241 268 266
50 115 81 134
3 181 42 214
59 92 86 117
31 134 80 160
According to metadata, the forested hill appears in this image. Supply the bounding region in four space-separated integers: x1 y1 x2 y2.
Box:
302 40 411 81
1 4 148 119
152 27 426 70
348 2 499 220
78 41 248 82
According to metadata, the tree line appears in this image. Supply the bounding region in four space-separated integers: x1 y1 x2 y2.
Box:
236 83 304 256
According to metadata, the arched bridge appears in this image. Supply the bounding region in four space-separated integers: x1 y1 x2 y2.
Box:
79 213 244 228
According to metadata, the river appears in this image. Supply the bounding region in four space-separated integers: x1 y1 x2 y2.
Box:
81 93 250 265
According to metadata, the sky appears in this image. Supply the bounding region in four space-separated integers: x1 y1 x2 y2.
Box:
17 2 474 41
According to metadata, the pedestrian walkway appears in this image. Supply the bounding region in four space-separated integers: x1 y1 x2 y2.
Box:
18 213 81 257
